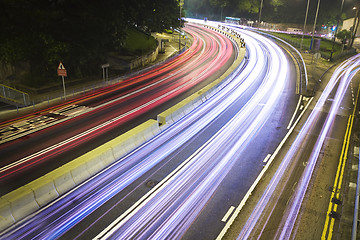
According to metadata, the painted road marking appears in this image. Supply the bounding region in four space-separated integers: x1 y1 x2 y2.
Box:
216 97 314 240
287 95 302 129
352 164 358 171
322 79 360 240
321 115 353 240
221 206 235 222
263 154 271 163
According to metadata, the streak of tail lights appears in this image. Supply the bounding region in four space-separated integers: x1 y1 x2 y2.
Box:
95 29 289 239
0 25 290 239
0 24 234 180
238 54 360 239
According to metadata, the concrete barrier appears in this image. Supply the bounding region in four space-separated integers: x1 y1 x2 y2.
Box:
85 154 106 176
157 24 246 126
28 175 59 207
2 186 39 222
70 159 91 185
53 169 76 196
0 198 14 231
111 143 129 160
0 119 162 232
0 25 244 233
141 120 161 141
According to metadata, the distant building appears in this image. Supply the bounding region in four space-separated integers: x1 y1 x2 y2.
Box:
342 17 360 37
286 28 302 33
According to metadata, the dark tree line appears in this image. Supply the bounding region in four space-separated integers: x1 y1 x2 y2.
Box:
185 0 343 26
0 0 180 86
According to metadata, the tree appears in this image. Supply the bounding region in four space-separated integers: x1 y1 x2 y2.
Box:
269 0 285 12
237 0 259 14
0 0 180 87
209 0 229 21
337 29 352 49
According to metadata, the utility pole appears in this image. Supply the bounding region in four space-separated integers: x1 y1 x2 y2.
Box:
310 0 321 51
300 0 311 51
350 5 360 48
258 0 264 29
330 0 345 60
179 0 184 51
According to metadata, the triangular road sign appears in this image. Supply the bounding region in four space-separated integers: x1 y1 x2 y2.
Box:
57 62 67 76
58 62 66 70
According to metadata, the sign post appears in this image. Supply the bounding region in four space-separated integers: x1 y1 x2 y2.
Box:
57 62 67 99
101 63 110 82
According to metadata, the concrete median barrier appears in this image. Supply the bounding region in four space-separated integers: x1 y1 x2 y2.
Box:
0 119 163 233
0 199 14 231
69 159 91 185
191 95 203 109
157 25 246 126
53 169 76 196
140 120 161 141
2 186 39 222
111 143 129 160
0 24 245 233
28 175 59 207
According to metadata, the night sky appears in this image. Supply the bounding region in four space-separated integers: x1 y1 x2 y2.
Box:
287 0 359 22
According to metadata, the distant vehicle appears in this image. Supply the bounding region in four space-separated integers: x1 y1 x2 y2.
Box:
225 17 241 25
286 28 302 33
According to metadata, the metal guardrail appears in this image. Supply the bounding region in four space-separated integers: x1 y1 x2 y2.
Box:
252 30 309 96
0 84 30 107
0 42 189 116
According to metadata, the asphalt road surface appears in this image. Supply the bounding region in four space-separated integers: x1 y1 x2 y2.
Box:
0 23 303 239
0 23 236 195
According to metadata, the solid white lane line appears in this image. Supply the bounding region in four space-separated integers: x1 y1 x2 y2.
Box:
216 97 314 240
221 206 235 222
287 95 302 129
263 154 271 163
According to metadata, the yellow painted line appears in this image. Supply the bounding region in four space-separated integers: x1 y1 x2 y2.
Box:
0 83 28 95
281 46 300 94
328 115 353 239
322 80 360 239
321 115 352 240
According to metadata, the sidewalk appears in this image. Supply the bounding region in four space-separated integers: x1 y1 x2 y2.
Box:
0 31 190 122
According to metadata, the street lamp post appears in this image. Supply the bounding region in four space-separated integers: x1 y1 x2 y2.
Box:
258 0 264 29
300 0 311 51
310 0 321 51
330 0 345 60
350 5 360 48
179 0 184 51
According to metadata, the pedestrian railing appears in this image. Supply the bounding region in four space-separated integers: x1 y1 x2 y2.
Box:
0 84 30 107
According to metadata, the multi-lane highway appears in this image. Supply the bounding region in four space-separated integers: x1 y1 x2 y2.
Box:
0 23 236 195
0 20 305 239
3 18 358 240
231 54 360 240
219 38 360 239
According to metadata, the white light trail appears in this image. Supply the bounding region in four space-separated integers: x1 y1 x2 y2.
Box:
1 24 291 240
238 53 360 239
96 27 290 240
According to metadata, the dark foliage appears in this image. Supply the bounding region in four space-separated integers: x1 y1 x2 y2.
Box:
185 0 343 24
0 0 179 86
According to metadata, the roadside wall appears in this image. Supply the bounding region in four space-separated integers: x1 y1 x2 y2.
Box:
130 46 159 70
